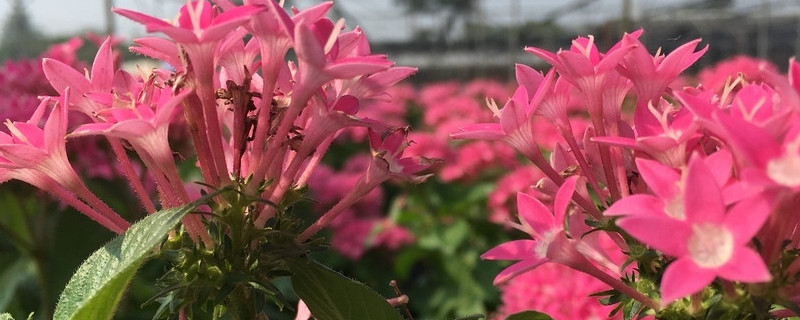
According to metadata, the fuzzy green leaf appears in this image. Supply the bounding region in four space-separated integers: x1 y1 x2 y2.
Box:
289 259 403 320
505 310 555 320
53 203 199 320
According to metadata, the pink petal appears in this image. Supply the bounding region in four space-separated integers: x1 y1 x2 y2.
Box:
9 123 45 149
266 0 295 39
499 95 527 134
723 196 771 245
524 47 561 70
42 58 91 96
86 92 114 107
721 180 764 205
604 194 665 217
107 108 137 122
451 123 505 141
616 215 691 257
332 95 359 115
528 68 556 109
517 192 556 235
113 8 174 28
294 299 312 320
716 112 779 168
200 6 266 43
636 136 681 155
69 123 115 137
381 128 406 153
364 67 417 91
324 56 393 79
658 40 706 78
294 23 326 69
558 51 594 76
620 44 656 80
481 239 537 261
514 64 544 100
44 94 69 152
596 43 634 74
131 37 182 69
704 150 732 187
109 121 158 138
90 37 115 91
718 247 772 282
0 145 48 165
145 25 199 44
635 157 680 199
590 135 638 149
684 155 725 223
660 257 716 304
291 2 334 27
553 176 578 223
154 89 192 127
492 258 546 285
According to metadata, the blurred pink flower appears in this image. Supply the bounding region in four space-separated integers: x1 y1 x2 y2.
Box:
698 55 778 93
307 157 414 259
488 166 544 224
492 263 619 320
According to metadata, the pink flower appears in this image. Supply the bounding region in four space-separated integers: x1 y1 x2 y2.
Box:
698 55 778 93
487 166 544 224
610 154 772 304
592 98 700 168
42 37 117 116
114 1 263 45
493 263 620 320
617 33 706 136
482 176 605 284
0 92 129 233
366 127 438 185
70 87 191 179
452 74 563 185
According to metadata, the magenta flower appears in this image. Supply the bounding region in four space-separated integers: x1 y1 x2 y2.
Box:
114 1 263 45
592 99 699 168
616 33 707 137
70 88 191 178
42 37 117 115
611 154 772 304
526 34 636 200
294 127 436 243
0 91 129 233
482 176 609 284
698 55 778 92
452 69 567 188
366 127 438 185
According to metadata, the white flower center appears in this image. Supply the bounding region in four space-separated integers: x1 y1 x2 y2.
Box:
767 136 800 188
664 195 686 220
687 223 733 268
535 229 558 258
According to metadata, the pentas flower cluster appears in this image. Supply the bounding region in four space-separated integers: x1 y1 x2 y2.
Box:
0 37 124 180
0 0 432 317
460 30 800 317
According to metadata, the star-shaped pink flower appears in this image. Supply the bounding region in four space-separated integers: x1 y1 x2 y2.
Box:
611 154 771 304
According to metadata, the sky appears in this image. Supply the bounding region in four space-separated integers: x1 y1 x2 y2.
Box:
0 0 771 43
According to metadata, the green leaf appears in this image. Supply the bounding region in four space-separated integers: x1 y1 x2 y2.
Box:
289 258 403 320
0 258 34 312
53 203 200 320
505 310 555 320
0 313 13 320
